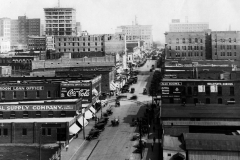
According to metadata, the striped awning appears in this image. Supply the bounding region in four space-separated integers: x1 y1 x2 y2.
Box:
110 81 117 91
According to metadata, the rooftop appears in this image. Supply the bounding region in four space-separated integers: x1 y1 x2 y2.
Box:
184 133 240 151
163 135 184 152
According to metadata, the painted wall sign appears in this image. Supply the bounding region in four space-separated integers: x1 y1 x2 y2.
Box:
207 83 233 86
60 82 92 103
163 121 240 126
161 82 182 86
0 86 44 91
0 105 76 111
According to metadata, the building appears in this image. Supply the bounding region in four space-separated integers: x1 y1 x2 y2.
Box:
116 23 152 49
0 66 11 77
169 19 209 32
0 37 10 53
54 35 105 53
163 135 186 160
183 133 240 160
76 22 81 36
44 8 78 36
164 31 209 60
211 31 240 60
27 36 46 51
0 18 11 41
10 16 41 50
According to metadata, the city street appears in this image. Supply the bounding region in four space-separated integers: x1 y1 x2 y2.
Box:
69 59 158 160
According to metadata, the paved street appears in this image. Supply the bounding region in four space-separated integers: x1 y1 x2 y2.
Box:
62 59 160 160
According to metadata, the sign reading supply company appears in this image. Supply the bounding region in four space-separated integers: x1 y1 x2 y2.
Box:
60 82 92 103
0 86 44 91
0 105 76 111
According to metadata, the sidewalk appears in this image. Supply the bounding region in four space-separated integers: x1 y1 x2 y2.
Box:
61 102 113 160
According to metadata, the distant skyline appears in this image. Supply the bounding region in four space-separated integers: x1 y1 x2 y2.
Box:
1 0 240 43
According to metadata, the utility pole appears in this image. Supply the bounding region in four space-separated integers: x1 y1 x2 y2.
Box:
82 109 85 139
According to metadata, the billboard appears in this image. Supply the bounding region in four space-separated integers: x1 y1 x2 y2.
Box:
60 82 92 103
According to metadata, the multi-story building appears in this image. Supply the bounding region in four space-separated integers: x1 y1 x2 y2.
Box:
169 19 209 32
0 18 11 41
0 37 10 53
165 31 209 60
44 8 78 36
27 36 46 51
10 16 40 50
116 24 152 49
211 31 240 60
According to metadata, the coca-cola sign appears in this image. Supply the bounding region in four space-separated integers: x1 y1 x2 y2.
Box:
60 82 92 103
66 89 90 97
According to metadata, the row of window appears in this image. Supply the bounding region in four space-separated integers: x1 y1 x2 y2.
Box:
0 111 66 118
171 46 204 51
219 52 237 56
180 86 234 95
214 38 237 43
169 38 203 44
216 45 237 50
0 128 52 136
60 37 104 42
171 98 235 104
59 42 103 47
1 91 54 99
58 48 104 52
170 52 204 57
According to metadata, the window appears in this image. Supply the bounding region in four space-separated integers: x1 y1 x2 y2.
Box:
47 91 51 98
195 38 198 43
36 111 41 118
48 111 53 117
234 45 236 49
13 91 16 99
47 128 51 136
178 46 180 50
42 128 46 135
194 98 198 104
200 39 203 43
23 111 28 118
200 46 203 50
229 38 231 43
187 86 192 95
36 91 40 98
88 48 90 51
234 38 236 42
218 86 222 95
61 111 66 117
193 86 198 95
88 43 90 46
1 91 5 98
206 86 210 95
168 153 171 156
3 128 8 136
182 38 185 43
230 87 234 95
235 52 237 56
22 128 27 135
10 111 15 118
168 38 171 44
175 46 178 50
206 98 210 104
24 91 27 98
189 38 192 43
176 38 179 44
218 98 222 104
0 111 3 118
95 42 97 46
169 46 171 50
83 43 85 46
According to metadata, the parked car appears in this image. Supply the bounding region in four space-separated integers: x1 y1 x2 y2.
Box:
143 88 147 95
131 88 135 93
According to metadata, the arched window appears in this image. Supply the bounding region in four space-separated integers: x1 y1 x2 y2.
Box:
206 98 210 104
195 38 198 43
169 38 171 44
182 38 185 43
176 38 179 44
189 38 192 43
218 98 222 104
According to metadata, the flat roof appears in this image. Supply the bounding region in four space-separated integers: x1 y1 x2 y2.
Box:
0 99 80 105
184 133 240 151
163 135 184 151
0 117 73 123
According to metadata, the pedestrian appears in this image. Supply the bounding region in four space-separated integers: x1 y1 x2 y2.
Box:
66 144 69 151
151 143 154 151
153 126 155 132
153 137 156 144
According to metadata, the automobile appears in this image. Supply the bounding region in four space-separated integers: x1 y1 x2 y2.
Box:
115 100 120 107
121 88 129 93
130 88 135 93
111 118 119 126
86 129 100 140
130 95 138 100
143 88 147 95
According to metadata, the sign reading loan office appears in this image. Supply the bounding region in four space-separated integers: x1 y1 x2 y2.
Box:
0 86 44 91
0 105 78 111
60 82 92 103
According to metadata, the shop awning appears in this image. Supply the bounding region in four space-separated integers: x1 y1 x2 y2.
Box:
110 81 117 91
89 106 96 114
77 116 89 127
69 123 81 135
92 88 99 96
84 110 93 119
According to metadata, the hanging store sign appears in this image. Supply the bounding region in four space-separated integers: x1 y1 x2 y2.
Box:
0 105 76 111
0 86 44 91
60 82 92 103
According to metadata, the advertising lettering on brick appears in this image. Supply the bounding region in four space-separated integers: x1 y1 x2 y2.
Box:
161 82 182 100
0 86 44 91
60 82 92 103
0 105 76 111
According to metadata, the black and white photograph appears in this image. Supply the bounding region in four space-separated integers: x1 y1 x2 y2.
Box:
0 0 239 159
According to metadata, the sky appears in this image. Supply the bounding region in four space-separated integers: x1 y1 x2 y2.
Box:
0 0 240 43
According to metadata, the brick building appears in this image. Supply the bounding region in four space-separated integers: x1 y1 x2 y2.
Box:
27 36 46 51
